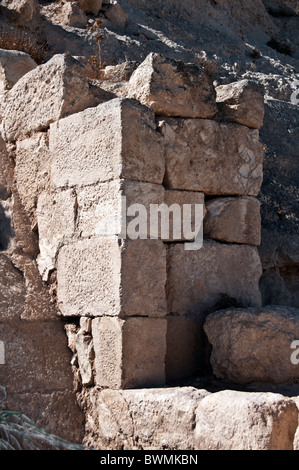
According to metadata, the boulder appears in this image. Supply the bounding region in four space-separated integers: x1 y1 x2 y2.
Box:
204 196 261 246
161 118 264 195
127 53 217 118
194 390 298 450
77 0 102 15
204 306 299 384
2 54 96 141
216 79 265 129
60 2 87 27
105 2 129 28
0 0 39 25
0 49 37 92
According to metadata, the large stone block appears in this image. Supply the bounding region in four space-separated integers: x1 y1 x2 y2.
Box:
87 386 209 449
204 306 299 384
167 240 262 316
57 237 167 317
2 54 96 141
92 316 167 389
127 53 217 118
204 196 261 246
194 390 298 450
161 118 263 195
50 98 164 187
76 180 204 242
216 79 265 129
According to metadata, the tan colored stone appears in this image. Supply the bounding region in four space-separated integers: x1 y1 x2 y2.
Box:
167 240 262 316
194 390 298 450
204 306 299 384
50 98 164 187
161 118 263 195
216 79 265 129
2 54 96 141
0 49 37 92
204 196 261 246
60 1 87 27
57 238 166 317
0 0 39 25
75 332 94 386
105 2 129 28
128 53 217 118
87 386 209 449
92 316 167 389
37 190 76 280
15 133 50 224
0 254 26 321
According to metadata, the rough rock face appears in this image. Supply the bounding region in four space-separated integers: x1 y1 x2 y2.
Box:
194 390 298 450
0 0 39 25
127 53 217 118
204 306 299 384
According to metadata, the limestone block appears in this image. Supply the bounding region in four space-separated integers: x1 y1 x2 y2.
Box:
75 332 94 386
0 49 37 92
204 196 261 246
194 390 298 450
76 180 204 242
50 98 164 187
204 306 299 384
37 190 77 280
127 53 217 118
167 240 262 316
15 133 50 223
161 118 263 196
89 386 209 449
56 238 167 317
92 316 167 389
2 54 96 141
216 79 265 129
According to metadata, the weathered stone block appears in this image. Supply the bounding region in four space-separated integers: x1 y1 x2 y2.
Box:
37 190 77 280
167 240 262 316
2 54 96 141
15 133 50 223
161 118 263 195
204 196 261 246
50 98 164 187
88 386 209 449
128 53 217 118
92 316 167 389
194 390 298 450
0 49 37 92
204 306 299 384
57 238 167 317
216 79 265 129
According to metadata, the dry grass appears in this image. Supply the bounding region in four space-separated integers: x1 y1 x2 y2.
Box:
85 18 105 79
0 24 52 64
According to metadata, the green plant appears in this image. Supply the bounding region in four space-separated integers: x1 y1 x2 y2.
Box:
0 410 85 450
86 18 105 79
0 24 51 64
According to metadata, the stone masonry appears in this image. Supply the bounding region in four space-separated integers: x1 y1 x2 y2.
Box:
14 52 265 389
